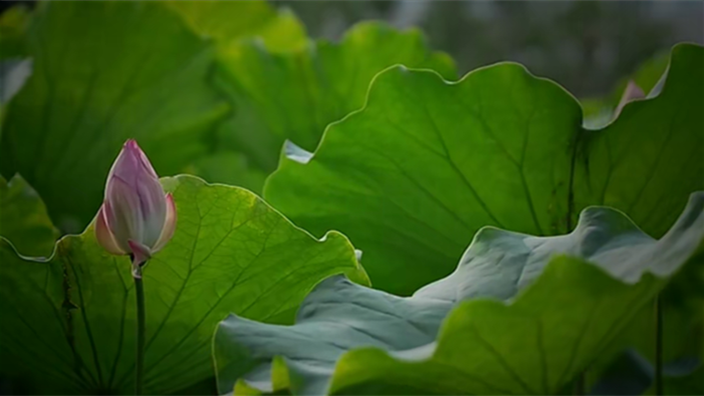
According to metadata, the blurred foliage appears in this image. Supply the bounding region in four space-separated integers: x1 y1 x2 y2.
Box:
207 21 455 192
0 4 30 59
276 1 702 97
165 0 308 52
0 1 229 232
0 174 58 257
2 1 702 98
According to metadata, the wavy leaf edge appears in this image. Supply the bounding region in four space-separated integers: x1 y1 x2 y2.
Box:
218 190 704 395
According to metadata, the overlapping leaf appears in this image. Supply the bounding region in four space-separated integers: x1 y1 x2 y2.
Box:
572 44 703 238
265 43 703 295
0 174 58 257
0 2 229 231
214 192 704 395
265 58 579 294
165 0 307 52
202 22 456 192
0 175 368 395
581 51 669 129
576 46 704 387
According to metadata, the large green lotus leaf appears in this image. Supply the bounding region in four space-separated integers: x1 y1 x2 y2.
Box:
0 2 229 232
0 174 58 257
584 82 704 387
572 44 704 238
214 192 704 395
581 51 670 129
265 60 579 294
0 175 368 395
265 43 703 295
577 46 704 383
213 22 457 183
165 0 307 53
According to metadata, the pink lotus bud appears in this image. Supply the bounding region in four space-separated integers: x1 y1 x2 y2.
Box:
95 139 176 277
614 80 645 118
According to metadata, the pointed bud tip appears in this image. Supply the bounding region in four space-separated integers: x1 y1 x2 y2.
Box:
124 139 142 153
122 140 142 160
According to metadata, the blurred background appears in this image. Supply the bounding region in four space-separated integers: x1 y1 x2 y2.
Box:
2 1 702 97
275 0 703 97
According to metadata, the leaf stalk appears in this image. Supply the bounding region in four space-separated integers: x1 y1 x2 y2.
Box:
134 261 147 395
574 371 585 395
654 294 663 396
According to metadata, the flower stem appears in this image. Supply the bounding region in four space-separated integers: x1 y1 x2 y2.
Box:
654 294 663 396
134 272 146 395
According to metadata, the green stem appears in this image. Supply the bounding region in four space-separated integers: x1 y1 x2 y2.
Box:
654 294 663 396
134 270 146 395
574 371 585 395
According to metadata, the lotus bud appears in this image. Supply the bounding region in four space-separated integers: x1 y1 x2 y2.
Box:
614 80 645 118
95 139 176 278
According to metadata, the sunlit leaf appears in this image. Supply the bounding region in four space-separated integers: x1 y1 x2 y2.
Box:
265 43 703 295
0 175 368 394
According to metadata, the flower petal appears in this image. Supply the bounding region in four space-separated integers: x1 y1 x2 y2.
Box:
136 170 167 247
95 204 126 255
106 141 139 193
106 140 159 191
100 138 169 260
129 139 158 178
106 175 144 249
153 193 177 253
128 239 152 266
